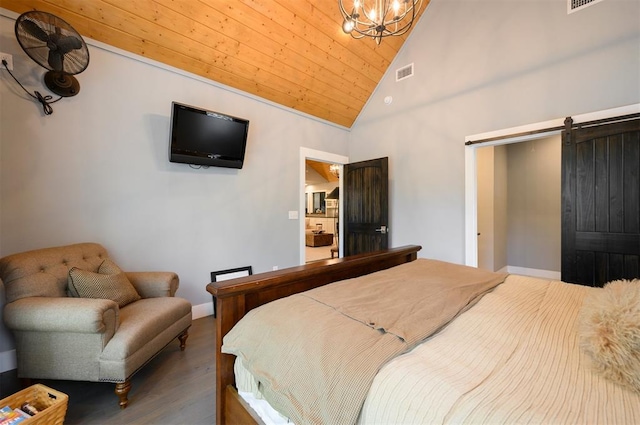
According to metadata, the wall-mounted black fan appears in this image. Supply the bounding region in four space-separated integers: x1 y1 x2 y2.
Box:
15 10 89 97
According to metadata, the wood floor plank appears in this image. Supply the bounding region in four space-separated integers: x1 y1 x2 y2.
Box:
2 316 216 424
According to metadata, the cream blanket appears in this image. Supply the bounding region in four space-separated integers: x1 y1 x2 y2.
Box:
358 275 640 424
222 259 507 425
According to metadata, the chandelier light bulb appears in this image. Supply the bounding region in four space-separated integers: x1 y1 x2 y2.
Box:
343 18 355 33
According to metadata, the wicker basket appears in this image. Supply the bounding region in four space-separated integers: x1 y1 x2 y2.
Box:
0 384 68 425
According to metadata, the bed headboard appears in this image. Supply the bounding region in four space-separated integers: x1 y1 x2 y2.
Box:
206 244 421 424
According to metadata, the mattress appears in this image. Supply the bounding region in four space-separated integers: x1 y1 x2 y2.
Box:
234 274 640 424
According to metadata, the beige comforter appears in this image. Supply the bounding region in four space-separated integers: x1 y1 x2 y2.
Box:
222 259 507 425
357 274 640 424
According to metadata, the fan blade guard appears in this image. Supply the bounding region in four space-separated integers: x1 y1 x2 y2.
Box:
15 10 89 75
20 19 49 42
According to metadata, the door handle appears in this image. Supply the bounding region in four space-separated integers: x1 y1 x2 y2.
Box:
376 225 388 234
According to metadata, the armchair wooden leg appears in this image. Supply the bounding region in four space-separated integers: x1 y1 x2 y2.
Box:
115 380 131 409
178 328 189 351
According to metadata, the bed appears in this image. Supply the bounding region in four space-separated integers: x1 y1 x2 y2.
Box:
206 245 640 424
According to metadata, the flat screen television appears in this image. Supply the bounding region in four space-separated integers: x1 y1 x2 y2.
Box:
169 102 250 169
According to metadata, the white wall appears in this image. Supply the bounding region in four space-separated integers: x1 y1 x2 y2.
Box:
477 138 560 274
493 145 507 271
506 136 561 272
476 144 507 272
476 146 495 270
0 11 349 322
348 0 640 263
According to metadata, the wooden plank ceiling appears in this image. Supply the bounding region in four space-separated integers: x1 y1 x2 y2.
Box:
2 0 428 128
307 159 339 183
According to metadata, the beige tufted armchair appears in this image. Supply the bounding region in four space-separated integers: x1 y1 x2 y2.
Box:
0 243 192 408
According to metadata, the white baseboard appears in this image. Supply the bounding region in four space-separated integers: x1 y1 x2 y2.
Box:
503 265 561 280
192 301 214 320
0 303 214 374
0 349 16 374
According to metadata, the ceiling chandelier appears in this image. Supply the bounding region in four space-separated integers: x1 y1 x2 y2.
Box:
339 0 423 45
329 164 340 178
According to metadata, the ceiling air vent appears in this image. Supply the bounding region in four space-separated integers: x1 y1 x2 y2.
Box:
568 0 605 14
396 63 414 82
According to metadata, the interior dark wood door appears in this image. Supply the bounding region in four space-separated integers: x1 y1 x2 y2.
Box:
343 157 389 256
561 118 640 286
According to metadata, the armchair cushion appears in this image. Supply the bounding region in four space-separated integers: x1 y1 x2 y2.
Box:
68 259 140 308
100 297 192 381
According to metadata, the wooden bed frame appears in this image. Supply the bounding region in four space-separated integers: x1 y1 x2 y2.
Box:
206 245 422 424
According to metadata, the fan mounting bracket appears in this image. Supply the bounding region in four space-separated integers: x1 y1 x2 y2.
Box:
44 71 80 97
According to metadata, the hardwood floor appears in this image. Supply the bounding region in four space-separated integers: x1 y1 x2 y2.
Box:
305 245 334 262
2 316 217 424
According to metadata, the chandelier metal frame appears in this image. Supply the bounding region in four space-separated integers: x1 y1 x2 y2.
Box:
338 0 423 44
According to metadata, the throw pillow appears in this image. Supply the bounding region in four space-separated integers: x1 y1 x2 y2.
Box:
68 259 141 308
98 258 124 275
577 278 640 393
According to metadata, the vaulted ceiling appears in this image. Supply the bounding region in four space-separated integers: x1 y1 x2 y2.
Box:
2 0 428 128
306 159 339 184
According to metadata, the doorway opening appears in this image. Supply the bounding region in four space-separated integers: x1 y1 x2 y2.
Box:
474 135 562 278
464 104 639 274
299 148 348 265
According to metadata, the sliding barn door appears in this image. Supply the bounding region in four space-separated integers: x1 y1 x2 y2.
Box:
561 118 640 286
343 157 389 256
